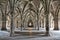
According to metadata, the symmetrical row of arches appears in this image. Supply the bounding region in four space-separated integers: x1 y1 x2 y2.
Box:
0 0 60 36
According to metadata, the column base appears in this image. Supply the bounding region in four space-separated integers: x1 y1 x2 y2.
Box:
45 31 49 36
1 28 7 31
54 28 59 30
10 33 14 37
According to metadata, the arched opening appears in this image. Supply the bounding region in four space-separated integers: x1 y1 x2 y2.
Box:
6 16 11 30
28 17 33 27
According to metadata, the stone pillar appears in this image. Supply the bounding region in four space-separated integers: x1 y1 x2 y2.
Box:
21 15 23 31
54 16 59 30
10 14 14 37
44 18 46 28
39 20 41 27
1 15 7 30
45 15 49 35
44 0 50 35
42 19 44 28
9 0 15 37
17 21 18 28
35 20 36 29
41 20 42 28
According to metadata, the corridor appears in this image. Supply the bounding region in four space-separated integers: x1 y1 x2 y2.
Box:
0 0 60 40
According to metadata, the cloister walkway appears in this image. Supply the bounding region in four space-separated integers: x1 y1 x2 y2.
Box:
0 28 60 40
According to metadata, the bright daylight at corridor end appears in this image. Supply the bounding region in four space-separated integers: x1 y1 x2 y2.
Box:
0 0 60 40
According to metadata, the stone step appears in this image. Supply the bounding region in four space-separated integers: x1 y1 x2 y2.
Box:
14 32 46 36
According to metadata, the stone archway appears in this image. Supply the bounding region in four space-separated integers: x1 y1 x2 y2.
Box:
28 17 33 27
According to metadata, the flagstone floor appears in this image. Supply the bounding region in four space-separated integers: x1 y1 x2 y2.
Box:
0 29 60 40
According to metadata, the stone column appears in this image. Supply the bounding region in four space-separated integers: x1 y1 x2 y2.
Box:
53 6 59 30
44 0 50 35
40 20 41 27
45 15 49 35
10 14 14 36
1 15 7 30
42 19 44 28
54 16 59 30
41 20 42 28
9 0 15 37
20 14 23 31
17 21 18 28
1 2 7 30
44 18 46 28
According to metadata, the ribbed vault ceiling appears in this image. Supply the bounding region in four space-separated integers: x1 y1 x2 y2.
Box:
0 0 60 22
